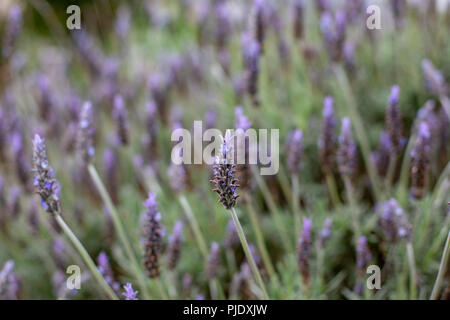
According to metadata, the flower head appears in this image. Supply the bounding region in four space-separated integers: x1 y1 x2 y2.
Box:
167 221 183 270
378 198 412 243
410 121 431 199
297 218 312 285
112 94 129 146
122 283 138 300
385 85 404 154
32 134 61 215
337 118 358 179
356 236 371 275
318 97 337 174
77 102 95 164
142 193 164 278
286 129 304 174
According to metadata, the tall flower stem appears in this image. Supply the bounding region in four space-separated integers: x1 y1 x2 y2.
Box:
87 164 150 299
344 177 360 241
406 242 417 300
292 176 301 241
230 207 269 300
333 64 382 201
385 155 398 192
251 166 292 251
326 173 341 207
54 214 118 300
430 229 450 300
244 193 276 280
178 195 208 259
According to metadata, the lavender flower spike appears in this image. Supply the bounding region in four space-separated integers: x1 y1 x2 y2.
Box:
77 102 95 164
297 218 312 285
319 218 332 247
206 242 221 279
293 0 304 40
410 122 431 199
356 236 371 275
32 134 61 215
385 85 404 154
167 221 183 270
113 94 129 146
210 130 239 209
379 198 412 243
286 129 304 175
122 283 138 300
318 96 337 175
337 117 358 179
142 193 164 278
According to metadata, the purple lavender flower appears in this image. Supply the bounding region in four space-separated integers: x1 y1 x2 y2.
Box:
319 218 332 247
2 5 23 59
293 0 304 40
314 0 329 14
52 237 67 270
36 74 55 123
297 218 312 285
223 219 239 249
318 97 337 175
286 129 304 175
385 85 404 154
112 94 129 146
337 118 358 179
167 162 187 193
320 11 347 62
122 283 138 300
371 131 392 177
215 1 231 52
421 59 447 96
205 109 217 130
356 236 371 275
253 0 267 54
76 102 95 164
72 30 105 76
206 242 221 279
114 6 131 44
410 121 431 199
390 0 406 29
378 198 412 243
32 134 61 215
142 193 164 278
148 72 170 125
97 252 121 295
0 260 20 300
167 221 183 270
210 131 239 209
242 33 261 106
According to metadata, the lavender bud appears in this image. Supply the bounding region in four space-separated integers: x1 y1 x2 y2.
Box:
337 118 358 179
2 5 23 59
113 94 129 146
378 198 412 243
122 283 138 300
142 193 164 278
32 134 61 215
210 131 239 210
385 85 404 154
76 102 95 164
297 218 312 285
97 252 121 295
319 218 332 247
167 221 183 270
286 129 304 175
356 236 371 275
293 0 304 40
410 122 431 199
421 59 447 96
318 97 337 174
206 242 221 279
371 132 392 177
242 34 260 106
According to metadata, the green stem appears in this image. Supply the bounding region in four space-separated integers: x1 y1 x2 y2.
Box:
430 229 450 300
344 177 360 241
87 164 150 299
54 215 118 300
179 195 209 259
326 173 341 207
155 278 169 300
333 64 382 202
406 242 417 300
244 193 276 280
230 207 269 300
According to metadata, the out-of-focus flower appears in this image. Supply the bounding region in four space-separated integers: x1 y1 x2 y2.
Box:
378 198 412 243
385 85 404 154
2 5 23 59
410 121 431 199
167 221 183 270
421 59 447 96
103 148 119 205
206 242 221 279
337 118 358 179
297 218 312 285
0 260 20 300
241 33 260 106
97 251 121 295
112 94 129 146
286 129 304 175
320 11 346 62
356 236 371 275
76 102 95 164
319 218 332 247
371 131 392 177
318 97 337 175
223 219 239 249
293 0 304 40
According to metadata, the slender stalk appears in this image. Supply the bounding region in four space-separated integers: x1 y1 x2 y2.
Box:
87 164 150 299
344 177 360 241
244 193 276 279
385 155 398 192
430 229 450 300
406 242 417 300
326 173 341 207
333 64 382 201
292 176 301 241
226 248 237 276
251 166 292 251
277 167 293 204
230 207 269 300
178 195 208 259
54 214 118 300
154 278 169 300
